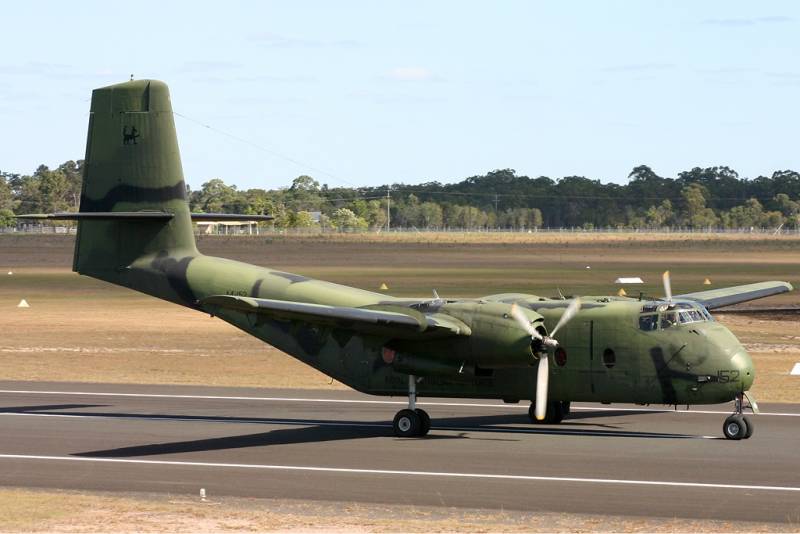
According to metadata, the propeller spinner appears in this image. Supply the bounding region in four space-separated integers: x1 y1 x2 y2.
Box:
510 298 581 420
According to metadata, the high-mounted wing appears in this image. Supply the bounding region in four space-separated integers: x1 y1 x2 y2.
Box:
676 281 793 310
201 295 471 339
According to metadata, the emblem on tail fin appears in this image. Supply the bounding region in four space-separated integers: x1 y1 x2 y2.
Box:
122 126 140 145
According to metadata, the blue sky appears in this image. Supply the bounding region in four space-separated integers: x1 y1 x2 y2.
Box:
2 1 798 190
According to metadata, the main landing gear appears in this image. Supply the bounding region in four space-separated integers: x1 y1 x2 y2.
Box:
528 401 570 424
723 392 754 440
392 375 431 438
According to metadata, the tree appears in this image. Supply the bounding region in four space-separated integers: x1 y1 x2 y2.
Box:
56 160 83 210
628 165 660 182
774 193 800 228
723 198 763 229
0 208 15 228
330 208 367 232
35 165 72 213
194 178 238 213
289 175 320 192
292 211 318 228
760 210 784 229
681 184 718 228
364 200 387 229
418 202 443 229
644 200 673 228
0 175 14 211
530 208 543 229
286 175 323 212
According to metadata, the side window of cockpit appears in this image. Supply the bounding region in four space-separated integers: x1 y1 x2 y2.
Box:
660 311 678 329
638 314 658 331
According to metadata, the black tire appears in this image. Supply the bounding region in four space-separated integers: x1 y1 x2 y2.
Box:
743 415 754 439
561 401 571 416
529 401 564 424
415 408 431 436
528 402 538 423
548 402 565 424
723 415 747 440
393 409 421 437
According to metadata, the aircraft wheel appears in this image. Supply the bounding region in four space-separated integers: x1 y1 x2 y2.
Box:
742 416 754 439
393 409 422 437
415 408 431 436
528 401 565 424
561 401 571 416
723 415 747 440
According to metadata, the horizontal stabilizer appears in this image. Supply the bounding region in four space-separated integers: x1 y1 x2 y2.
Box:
201 295 469 339
676 281 793 310
16 212 272 221
16 211 174 220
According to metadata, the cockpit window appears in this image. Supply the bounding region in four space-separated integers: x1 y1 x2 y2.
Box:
640 302 711 331
639 314 658 331
660 311 678 329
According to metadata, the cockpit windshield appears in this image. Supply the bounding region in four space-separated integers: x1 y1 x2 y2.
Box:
639 302 712 331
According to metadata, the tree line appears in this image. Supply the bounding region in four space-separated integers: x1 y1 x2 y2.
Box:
2 161 800 231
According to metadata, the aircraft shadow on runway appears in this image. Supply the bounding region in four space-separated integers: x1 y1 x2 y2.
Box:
0 403 705 458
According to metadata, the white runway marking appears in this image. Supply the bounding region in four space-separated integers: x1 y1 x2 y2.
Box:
0 388 797 417
0 412 717 439
0 453 797 493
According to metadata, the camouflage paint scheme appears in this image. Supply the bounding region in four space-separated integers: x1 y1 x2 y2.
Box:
61 80 792 408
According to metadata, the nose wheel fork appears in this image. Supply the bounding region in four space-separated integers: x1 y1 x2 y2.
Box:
722 392 754 440
392 375 431 438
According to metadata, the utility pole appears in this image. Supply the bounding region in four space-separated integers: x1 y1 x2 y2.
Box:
386 186 391 232
494 193 499 214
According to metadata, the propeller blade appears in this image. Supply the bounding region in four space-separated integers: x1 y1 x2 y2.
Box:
662 270 672 304
510 303 542 339
534 355 549 420
549 297 581 338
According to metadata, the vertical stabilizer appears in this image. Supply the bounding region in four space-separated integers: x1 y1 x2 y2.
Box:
74 80 198 281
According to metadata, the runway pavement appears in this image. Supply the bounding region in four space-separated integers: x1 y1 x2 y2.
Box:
0 380 798 524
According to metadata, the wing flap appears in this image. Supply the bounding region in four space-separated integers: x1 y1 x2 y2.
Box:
676 281 793 310
201 295 470 339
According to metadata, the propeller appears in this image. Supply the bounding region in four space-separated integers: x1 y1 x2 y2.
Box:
510 298 582 420
662 270 672 305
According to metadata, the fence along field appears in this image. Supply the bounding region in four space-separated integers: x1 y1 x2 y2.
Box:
1 232 799 401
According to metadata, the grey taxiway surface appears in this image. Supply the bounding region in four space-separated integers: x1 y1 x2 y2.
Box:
0 381 798 523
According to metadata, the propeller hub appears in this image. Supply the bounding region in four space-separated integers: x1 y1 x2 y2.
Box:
543 337 559 348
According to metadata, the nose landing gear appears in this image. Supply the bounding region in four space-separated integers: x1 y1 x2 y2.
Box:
392 375 431 438
723 392 755 440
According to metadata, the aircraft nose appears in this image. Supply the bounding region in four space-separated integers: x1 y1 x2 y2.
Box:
730 350 755 391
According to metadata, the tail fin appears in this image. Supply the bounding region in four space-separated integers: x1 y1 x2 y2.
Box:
16 80 271 306
74 79 198 286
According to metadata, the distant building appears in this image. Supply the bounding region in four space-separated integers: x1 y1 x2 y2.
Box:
195 221 261 235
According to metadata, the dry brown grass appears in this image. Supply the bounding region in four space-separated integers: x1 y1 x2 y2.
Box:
0 272 340 389
0 487 795 533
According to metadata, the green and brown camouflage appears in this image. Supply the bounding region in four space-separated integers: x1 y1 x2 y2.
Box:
22 80 794 437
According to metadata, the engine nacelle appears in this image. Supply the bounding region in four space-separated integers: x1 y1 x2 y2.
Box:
388 301 545 374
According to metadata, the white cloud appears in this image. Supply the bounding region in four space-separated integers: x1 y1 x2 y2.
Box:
385 67 437 82
248 32 361 49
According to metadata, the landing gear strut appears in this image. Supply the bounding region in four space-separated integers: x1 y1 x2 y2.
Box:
723 392 754 440
393 375 430 437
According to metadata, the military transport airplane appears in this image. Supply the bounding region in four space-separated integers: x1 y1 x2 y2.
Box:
21 80 793 441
